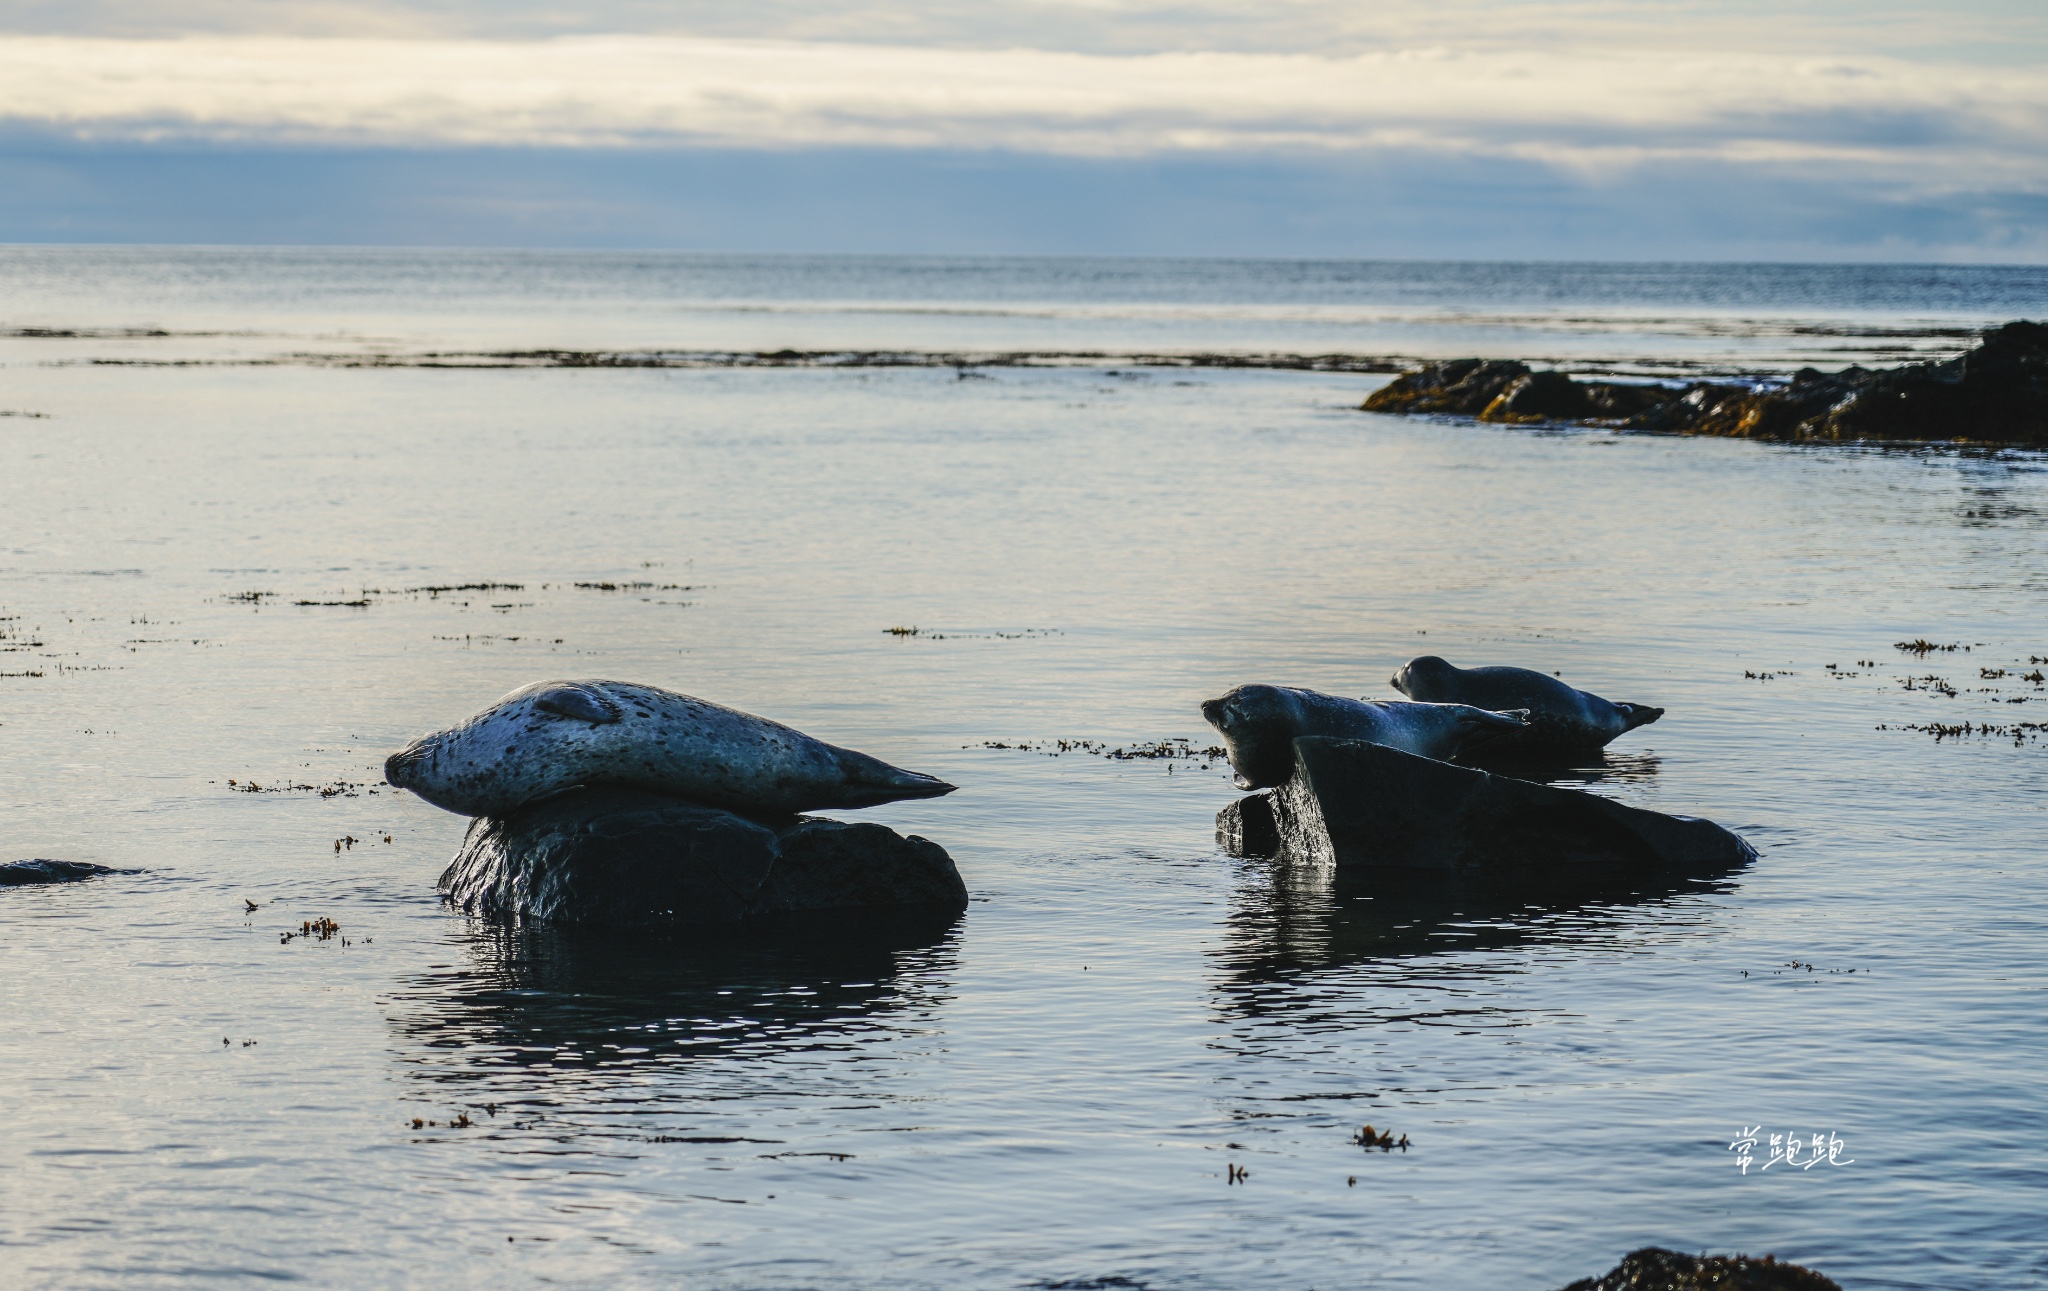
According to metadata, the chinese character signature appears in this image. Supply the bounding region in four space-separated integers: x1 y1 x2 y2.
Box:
1729 1126 1854 1174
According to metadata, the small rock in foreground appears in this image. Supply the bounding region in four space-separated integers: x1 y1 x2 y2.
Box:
0 859 122 886
439 787 967 926
1219 737 1755 877
1560 1246 1840 1291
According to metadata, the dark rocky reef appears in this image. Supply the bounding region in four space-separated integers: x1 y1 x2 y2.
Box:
1560 1247 1840 1291
0 859 123 886
439 786 967 927
1362 321 2048 445
1218 737 1754 881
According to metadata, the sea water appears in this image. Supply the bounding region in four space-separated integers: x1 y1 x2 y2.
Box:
0 250 2044 1289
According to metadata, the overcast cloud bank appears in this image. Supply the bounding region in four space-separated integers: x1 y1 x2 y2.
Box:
1 5 2043 258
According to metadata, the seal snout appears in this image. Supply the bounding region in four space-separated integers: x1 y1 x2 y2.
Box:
384 742 431 790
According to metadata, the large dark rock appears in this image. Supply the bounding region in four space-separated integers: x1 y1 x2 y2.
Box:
1479 370 1594 423
1218 737 1754 879
1560 1247 1840 1291
439 787 967 927
1364 321 2048 445
0 859 121 886
1361 358 1531 416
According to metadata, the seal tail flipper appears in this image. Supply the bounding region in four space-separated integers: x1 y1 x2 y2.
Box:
1616 703 1665 732
1447 706 1530 755
834 748 958 807
1463 707 1531 730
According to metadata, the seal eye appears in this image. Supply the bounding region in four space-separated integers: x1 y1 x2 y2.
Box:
533 685 621 725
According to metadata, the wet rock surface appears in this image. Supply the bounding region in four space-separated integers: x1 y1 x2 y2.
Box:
439 786 967 926
1559 1246 1841 1291
1218 737 1755 878
0 859 123 886
1362 320 2048 444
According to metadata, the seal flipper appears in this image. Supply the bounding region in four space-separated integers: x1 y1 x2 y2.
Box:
1615 703 1665 732
533 684 622 725
830 747 957 808
1447 706 1531 757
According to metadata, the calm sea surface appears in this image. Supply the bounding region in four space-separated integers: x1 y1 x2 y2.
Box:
1 251 2044 1290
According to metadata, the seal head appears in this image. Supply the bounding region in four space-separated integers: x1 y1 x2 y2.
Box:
386 679 956 819
1390 656 1662 753
1201 684 1528 789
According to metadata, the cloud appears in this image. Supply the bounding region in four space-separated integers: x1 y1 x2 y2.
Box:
8 140 2045 261
1 34 2042 193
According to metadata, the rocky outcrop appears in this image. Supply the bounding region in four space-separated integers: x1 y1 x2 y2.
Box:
1361 358 1532 417
1560 1247 1840 1291
1217 737 1755 879
439 787 967 927
0 860 122 886
1362 320 2048 445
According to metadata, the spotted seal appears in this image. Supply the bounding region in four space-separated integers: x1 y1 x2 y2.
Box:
385 679 956 818
1389 656 1663 754
1199 684 1529 790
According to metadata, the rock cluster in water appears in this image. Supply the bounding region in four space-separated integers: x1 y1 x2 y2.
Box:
1218 738 1753 877
440 787 967 927
1362 320 2048 445
0 859 122 886
1558 1246 1840 1291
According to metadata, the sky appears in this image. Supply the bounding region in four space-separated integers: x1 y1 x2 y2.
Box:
1 0 2044 259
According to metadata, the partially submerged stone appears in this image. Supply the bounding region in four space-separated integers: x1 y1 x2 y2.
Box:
1560 1247 1840 1291
1361 358 1531 416
1215 793 1279 857
1362 320 2048 445
1218 737 1754 878
0 859 122 886
439 787 967 926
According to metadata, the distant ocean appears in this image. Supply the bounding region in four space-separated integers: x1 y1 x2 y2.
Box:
4 248 2044 375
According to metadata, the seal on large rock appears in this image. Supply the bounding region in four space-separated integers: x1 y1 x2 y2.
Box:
386 679 956 818
1200 684 1528 789
1390 655 1662 755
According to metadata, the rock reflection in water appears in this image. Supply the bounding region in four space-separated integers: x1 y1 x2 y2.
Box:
388 912 963 1137
1216 843 1747 993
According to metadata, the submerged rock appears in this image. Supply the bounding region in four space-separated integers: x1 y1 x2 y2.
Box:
0 859 122 886
1361 320 2048 445
1217 737 1754 877
1560 1247 1840 1291
439 787 967 926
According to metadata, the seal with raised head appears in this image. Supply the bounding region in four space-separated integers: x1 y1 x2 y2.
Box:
385 679 956 818
1389 655 1663 754
1199 684 1529 790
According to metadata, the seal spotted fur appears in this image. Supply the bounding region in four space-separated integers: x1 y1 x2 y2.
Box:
386 679 955 818
1200 684 1528 790
1389 656 1662 753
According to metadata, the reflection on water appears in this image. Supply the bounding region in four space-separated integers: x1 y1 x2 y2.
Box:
1215 854 1748 991
389 914 964 1120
